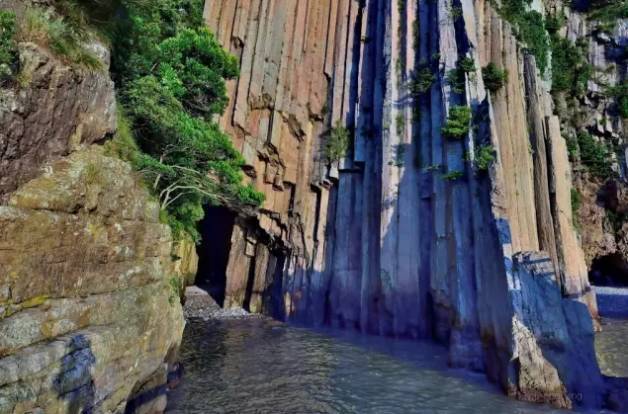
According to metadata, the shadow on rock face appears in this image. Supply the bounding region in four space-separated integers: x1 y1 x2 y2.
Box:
53 334 96 414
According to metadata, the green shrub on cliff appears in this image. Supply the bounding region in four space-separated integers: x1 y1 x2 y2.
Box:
482 63 508 92
442 106 472 139
577 131 613 179
324 122 350 163
409 66 435 95
56 0 263 240
604 82 628 119
547 15 592 97
585 0 628 31
474 144 496 171
0 11 17 83
492 0 550 73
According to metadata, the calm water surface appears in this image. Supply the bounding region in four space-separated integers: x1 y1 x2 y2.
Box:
167 318 627 414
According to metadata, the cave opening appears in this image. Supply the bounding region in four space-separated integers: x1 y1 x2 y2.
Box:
195 206 236 307
589 253 628 287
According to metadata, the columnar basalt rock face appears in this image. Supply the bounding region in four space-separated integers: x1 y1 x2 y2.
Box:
204 0 362 316
204 0 621 409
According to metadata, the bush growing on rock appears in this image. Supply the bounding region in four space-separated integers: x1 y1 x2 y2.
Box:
482 63 508 92
493 0 550 73
325 122 350 163
459 56 475 73
446 57 475 94
474 144 496 171
442 106 472 139
548 18 592 97
604 82 628 119
577 131 613 180
409 66 435 95
0 11 17 83
50 0 264 241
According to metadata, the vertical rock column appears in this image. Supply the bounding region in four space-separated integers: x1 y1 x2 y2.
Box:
204 0 365 319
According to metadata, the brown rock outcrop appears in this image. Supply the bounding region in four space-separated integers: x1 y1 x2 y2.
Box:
0 42 116 200
0 147 184 413
0 34 186 413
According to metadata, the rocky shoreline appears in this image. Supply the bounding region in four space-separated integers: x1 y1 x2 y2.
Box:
183 286 264 321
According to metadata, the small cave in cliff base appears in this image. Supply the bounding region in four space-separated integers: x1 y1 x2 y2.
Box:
589 253 628 287
195 206 236 306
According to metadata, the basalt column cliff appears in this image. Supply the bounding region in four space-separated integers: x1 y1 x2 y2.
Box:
205 0 626 410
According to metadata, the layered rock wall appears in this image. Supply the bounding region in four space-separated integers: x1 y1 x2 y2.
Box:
0 39 186 413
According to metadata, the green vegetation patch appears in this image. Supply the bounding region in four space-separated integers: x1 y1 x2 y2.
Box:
587 0 628 31
474 144 496 171
492 0 550 73
409 66 435 95
0 10 18 83
442 105 472 139
443 170 464 181
482 63 508 92
51 0 263 241
547 14 592 97
18 8 101 70
571 188 582 230
577 131 613 179
324 122 350 163
604 82 628 119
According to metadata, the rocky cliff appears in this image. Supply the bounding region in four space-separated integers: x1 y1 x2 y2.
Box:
0 25 187 414
205 0 626 410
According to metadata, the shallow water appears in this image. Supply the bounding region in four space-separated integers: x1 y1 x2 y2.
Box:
166 317 626 414
596 317 628 378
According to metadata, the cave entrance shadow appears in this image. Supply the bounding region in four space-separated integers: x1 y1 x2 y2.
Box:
195 206 236 307
53 334 96 414
590 253 628 287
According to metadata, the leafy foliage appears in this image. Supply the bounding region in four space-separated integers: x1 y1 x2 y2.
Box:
409 66 435 95
57 0 263 240
571 188 582 213
446 57 474 94
548 18 592 96
459 56 475 73
585 0 628 31
474 144 496 171
482 63 508 92
446 68 466 94
604 82 628 119
442 106 472 139
104 109 140 162
571 188 582 229
324 122 350 163
493 0 550 73
395 114 405 136
0 11 17 83
577 131 613 179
